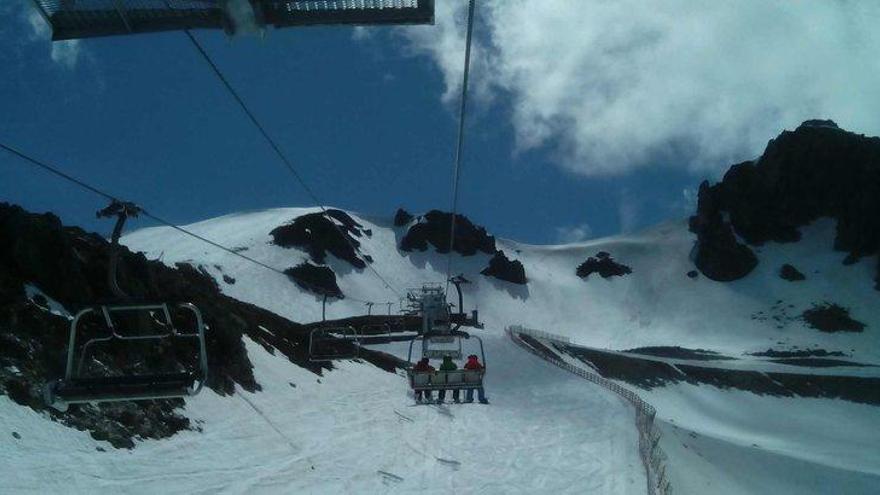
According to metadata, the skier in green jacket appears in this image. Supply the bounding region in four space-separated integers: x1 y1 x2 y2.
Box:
437 355 460 403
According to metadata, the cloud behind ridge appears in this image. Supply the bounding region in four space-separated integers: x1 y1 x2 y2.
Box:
401 0 880 176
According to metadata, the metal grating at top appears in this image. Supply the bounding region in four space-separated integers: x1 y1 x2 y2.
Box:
30 0 434 41
270 1 434 27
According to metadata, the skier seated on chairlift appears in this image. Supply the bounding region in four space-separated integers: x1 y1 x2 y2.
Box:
413 357 435 403
464 354 488 404
437 355 460 404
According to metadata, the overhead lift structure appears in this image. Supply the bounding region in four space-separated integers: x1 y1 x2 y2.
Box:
30 0 435 41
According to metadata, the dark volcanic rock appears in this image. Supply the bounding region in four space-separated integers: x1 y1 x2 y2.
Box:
623 346 734 361
576 251 632 279
801 303 866 333
779 263 806 281
270 210 370 269
750 349 847 358
284 262 343 299
481 251 527 285
688 181 758 281
689 120 880 281
393 208 414 227
399 210 496 256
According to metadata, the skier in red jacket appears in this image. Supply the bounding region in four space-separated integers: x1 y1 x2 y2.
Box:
463 355 488 404
413 357 435 403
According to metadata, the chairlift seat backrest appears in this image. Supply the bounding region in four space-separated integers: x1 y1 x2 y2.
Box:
445 371 464 385
412 372 431 386
464 371 482 383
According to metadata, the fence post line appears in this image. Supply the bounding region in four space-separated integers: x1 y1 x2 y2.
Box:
506 325 671 495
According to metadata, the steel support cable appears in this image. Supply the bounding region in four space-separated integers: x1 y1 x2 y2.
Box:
176 28 402 300
444 0 476 294
0 141 377 305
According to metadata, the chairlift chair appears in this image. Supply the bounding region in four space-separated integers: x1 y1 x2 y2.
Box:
44 201 210 411
406 329 485 397
45 302 209 412
308 325 361 361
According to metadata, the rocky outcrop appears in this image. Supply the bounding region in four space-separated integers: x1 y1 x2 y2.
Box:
393 208 414 227
284 262 343 299
399 210 496 256
481 251 527 285
689 120 880 281
270 209 371 269
576 252 632 279
688 181 759 281
801 303 866 333
779 263 806 282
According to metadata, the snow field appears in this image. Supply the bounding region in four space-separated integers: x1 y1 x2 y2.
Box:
2 327 645 494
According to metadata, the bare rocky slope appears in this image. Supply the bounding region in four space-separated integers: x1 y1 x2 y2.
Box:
0 203 398 447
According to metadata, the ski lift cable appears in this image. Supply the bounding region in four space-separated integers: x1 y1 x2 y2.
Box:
175 28 403 300
0 141 377 305
444 0 477 293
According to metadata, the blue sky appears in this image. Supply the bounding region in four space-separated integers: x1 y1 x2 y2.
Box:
2 1 878 244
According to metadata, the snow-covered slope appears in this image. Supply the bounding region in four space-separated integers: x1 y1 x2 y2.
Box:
124 209 878 362
118 207 878 494
2 321 643 494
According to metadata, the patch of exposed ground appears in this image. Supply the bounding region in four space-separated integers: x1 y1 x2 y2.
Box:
801 303 866 333
623 347 736 361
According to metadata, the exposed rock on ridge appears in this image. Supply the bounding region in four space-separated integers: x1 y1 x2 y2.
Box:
690 120 880 282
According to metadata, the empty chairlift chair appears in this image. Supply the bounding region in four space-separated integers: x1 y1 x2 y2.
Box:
309 325 361 361
44 200 209 411
45 303 209 411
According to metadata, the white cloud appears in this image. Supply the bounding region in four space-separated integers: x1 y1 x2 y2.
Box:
24 7 82 69
555 223 593 244
680 187 698 213
401 0 880 176
400 0 494 104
